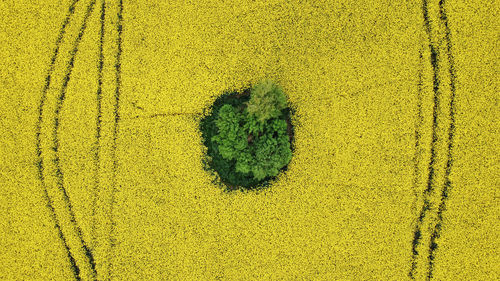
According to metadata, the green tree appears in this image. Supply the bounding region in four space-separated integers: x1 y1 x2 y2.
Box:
210 104 247 160
242 118 292 180
211 101 292 182
245 79 287 123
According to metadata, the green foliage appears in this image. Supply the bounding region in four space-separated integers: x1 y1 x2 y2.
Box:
206 82 293 186
242 112 264 136
200 91 259 189
245 79 287 123
210 104 247 160
238 119 292 181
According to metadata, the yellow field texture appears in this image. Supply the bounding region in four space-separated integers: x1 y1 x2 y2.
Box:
0 0 498 280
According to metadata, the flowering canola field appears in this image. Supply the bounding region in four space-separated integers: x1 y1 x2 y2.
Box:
0 0 498 280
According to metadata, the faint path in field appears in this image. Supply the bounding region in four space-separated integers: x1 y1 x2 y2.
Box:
409 0 442 279
36 0 98 280
427 0 457 279
91 0 106 256
412 48 424 217
409 45 425 278
128 112 204 119
35 0 82 279
109 0 124 278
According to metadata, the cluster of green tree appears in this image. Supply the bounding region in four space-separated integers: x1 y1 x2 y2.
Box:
200 79 293 189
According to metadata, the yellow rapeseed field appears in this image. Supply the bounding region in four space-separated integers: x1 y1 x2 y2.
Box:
0 0 498 280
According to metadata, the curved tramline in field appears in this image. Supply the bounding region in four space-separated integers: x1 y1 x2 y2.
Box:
34 0 83 278
409 0 458 279
35 0 97 279
34 0 122 280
